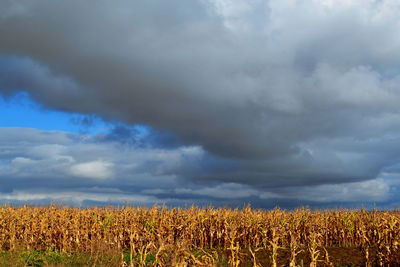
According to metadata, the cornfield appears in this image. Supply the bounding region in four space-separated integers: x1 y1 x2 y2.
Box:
0 205 399 266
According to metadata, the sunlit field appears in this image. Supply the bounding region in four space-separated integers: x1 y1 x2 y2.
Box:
0 205 399 266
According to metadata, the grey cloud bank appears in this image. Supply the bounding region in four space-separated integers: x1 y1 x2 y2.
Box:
0 127 393 208
1 0 400 208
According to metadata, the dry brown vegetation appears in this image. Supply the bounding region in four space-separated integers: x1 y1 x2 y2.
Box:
0 204 399 266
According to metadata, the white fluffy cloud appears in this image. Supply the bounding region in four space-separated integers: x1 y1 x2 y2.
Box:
69 161 114 180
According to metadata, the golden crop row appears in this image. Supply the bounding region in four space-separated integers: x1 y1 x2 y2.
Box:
0 205 399 266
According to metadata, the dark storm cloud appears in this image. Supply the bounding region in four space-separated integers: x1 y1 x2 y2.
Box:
2 0 400 205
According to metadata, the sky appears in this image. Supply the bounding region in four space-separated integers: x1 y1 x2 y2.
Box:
1 0 400 209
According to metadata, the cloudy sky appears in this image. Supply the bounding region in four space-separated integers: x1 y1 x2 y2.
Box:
1 0 400 209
